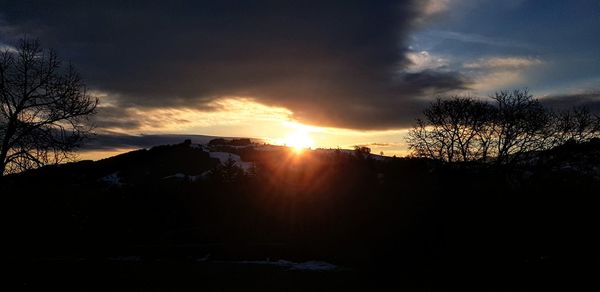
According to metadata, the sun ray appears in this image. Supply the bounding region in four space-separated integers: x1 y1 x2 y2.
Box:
282 130 314 152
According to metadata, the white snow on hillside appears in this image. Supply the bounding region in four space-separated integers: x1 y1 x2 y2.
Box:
161 173 203 182
284 260 339 271
163 173 186 180
99 172 122 186
211 259 339 271
209 152 254 171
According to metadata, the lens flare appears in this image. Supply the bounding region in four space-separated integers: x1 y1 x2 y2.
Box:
283 130 314 152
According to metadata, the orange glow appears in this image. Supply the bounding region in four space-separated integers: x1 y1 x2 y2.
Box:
87 95 410 161
282 130 315 152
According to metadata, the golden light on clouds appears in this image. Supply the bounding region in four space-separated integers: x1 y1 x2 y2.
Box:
462 56 544 93
86 95 411 160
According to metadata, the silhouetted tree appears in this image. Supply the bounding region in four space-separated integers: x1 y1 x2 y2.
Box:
553 106 600 145
407 89 600 164
0 39 97 175
407 97 495 163
491 89 554 164
211 155 244 183
354 145 371 159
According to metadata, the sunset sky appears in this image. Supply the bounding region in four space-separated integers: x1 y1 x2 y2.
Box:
1 0 599 159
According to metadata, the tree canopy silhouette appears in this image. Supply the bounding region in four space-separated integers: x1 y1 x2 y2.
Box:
0 39 97 175
407 89 600 164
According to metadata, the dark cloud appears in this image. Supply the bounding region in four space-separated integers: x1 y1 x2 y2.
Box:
0 0 468 129
91 105 195 131
82 133 197 151
91 106 143 130
540 91 600 113
82 132 256 151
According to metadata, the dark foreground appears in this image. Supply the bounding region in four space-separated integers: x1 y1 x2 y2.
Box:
5 140 600 290
14 255 596 291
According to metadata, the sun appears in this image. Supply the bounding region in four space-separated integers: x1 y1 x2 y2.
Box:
283 130 315 152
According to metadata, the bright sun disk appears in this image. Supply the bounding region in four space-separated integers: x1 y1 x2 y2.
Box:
283 130 315 152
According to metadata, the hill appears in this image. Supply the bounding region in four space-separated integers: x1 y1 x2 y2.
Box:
4 138 600 290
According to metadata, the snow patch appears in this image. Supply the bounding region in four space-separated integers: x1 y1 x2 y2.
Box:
162 173 204 182
196 254 211 262
162 173 187 180
285 260 339 271
217 259 339 271
209 152 255 171
99 172 122 186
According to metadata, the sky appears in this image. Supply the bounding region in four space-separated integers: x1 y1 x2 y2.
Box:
1 0 599 159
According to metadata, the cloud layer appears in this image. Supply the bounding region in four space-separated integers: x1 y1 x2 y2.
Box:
0 0 469 130
541 91 600 112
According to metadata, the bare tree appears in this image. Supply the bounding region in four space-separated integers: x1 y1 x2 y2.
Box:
553 106 600 145
491 89 553 164
407 97 494 163
354 145 372 159
407 89 600 165
0 39 97 175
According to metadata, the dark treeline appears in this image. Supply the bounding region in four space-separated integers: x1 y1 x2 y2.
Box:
4 137 600 289
408 89 600 164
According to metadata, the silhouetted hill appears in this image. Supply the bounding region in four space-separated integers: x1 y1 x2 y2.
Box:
4 139 600 290
5 142 216 187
